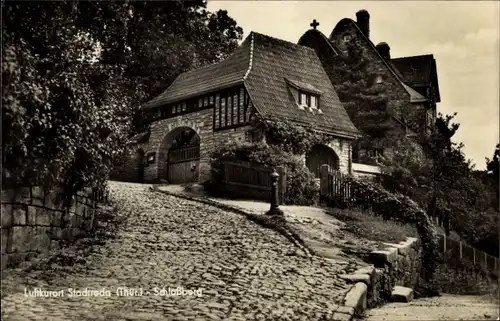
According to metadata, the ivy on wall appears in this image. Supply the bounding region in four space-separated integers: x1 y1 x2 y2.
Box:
251 115 331 154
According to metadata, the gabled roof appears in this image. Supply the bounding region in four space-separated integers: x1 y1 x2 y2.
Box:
391 54 434 86
391 54 441 102
143 31 360 138
244 32 359 137
298 29 340 56
329 18 428 104
143 37 252 108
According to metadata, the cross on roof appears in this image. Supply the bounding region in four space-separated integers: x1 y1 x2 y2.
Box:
310 19 319 30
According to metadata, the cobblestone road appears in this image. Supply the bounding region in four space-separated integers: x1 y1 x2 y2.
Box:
1 182 355 321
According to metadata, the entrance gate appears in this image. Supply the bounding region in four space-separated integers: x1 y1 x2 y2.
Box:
167 145 200 183
306 144 339 178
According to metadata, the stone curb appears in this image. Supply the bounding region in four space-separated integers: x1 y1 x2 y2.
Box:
343 282 368 311
150 186 314 258
336 237 420 320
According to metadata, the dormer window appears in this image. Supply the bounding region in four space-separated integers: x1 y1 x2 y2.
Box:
343 35 352 42
375 75 383 84
299 91 319 109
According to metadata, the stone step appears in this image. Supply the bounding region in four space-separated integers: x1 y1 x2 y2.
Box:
390 286 414 303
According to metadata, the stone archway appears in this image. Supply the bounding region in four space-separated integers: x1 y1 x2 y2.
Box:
306 144 340 178
158 127 200 183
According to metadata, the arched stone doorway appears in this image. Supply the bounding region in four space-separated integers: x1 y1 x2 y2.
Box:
306 144 340 177
136 148 145 183
159 127 200 183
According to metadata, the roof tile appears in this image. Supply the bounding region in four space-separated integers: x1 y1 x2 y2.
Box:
246 32 359 137
391 55 434 86
143 31 360 137
143 37 251 108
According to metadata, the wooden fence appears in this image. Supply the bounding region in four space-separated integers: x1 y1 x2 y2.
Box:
438 234 499 273
319 164 363 209
319 164 499 273
220 161 286 203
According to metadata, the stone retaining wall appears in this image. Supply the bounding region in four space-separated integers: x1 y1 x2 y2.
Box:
339 237 498 313
1 187 96 269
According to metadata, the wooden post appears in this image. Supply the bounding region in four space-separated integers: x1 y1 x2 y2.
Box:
266 169 284 216
485 253 487 268
459 242 462 259
443 234 447 252
473 248 475 265
320 164 330 201
276 165 286 205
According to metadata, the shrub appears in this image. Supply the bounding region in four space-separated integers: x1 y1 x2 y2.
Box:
208 141 319 205
2 7 134 203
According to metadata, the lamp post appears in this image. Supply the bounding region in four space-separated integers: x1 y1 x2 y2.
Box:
267 169 284 216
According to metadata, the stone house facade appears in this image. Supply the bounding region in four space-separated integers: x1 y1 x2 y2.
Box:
112 32 360 184
298 10 441 164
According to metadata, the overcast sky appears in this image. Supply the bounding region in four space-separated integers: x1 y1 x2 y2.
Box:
208 1 499 170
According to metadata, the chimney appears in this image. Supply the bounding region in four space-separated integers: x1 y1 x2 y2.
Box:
376 42 391 60
356 10 370 38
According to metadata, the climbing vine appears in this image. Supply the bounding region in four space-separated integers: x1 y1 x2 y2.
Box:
252 115 330 154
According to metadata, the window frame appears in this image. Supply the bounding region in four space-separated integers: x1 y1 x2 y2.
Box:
151 93 216 122
298 90 320 110
213 86 248 132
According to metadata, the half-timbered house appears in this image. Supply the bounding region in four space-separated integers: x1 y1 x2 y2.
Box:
111 31 360 183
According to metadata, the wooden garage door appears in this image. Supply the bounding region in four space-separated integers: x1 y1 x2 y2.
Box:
167 145 200 184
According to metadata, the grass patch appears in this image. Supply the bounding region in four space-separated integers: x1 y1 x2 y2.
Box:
324 207 419 244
